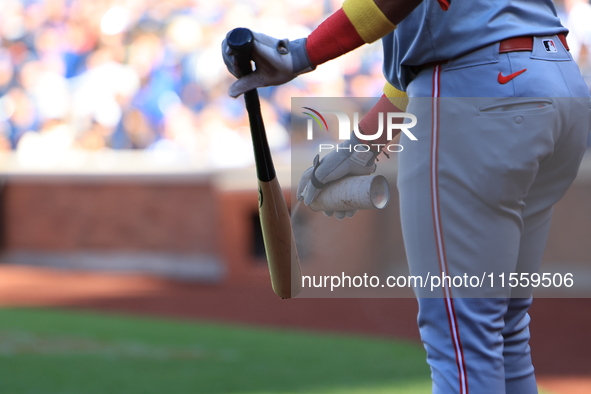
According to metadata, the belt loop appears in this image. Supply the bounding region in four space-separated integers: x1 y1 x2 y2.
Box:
558 33 570 51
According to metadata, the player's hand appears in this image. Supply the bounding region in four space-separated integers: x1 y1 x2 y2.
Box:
222 31 314 98
297 134 378 220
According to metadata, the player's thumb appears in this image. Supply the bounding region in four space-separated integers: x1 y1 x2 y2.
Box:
228 73 264 98
303 185 321 206
296 167 313 201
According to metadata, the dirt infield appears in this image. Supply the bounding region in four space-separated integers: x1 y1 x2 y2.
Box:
0 264 589 393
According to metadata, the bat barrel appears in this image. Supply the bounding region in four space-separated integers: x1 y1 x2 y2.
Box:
308 175 390 212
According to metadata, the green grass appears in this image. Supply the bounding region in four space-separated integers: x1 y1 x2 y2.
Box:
0 308 557 394
0 308 431 394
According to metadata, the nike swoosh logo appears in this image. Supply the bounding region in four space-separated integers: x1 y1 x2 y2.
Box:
498 69 527 84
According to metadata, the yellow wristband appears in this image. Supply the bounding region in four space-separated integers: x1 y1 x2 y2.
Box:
383 82 409 111
342 0 397 43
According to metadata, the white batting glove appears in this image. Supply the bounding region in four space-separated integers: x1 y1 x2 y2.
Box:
222 31 314 98
296 134 378 220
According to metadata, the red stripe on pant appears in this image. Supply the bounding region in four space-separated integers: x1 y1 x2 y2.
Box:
429 65 469 394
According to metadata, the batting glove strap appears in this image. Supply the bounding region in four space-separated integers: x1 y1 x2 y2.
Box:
344 133 378 167
287 38 315 74
310 133 377 189
310 154 328 189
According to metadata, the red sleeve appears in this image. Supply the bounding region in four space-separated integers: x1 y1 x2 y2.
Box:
305 8 365 67
358 94 403 152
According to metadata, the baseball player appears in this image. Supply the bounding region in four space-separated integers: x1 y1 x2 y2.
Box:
223 1 591 393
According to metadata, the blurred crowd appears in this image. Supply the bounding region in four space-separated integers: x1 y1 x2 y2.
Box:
559 0 591 74
0 0 383 168
0 0 589 169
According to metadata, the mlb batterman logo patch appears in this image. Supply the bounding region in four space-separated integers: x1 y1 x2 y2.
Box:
543 39 557 53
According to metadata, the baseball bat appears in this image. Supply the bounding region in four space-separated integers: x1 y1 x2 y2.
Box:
227 27 302 299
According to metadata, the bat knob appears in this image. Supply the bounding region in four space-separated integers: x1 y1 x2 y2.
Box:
227 28 254 55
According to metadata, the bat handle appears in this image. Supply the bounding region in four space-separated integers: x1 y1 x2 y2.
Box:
227 28 255 77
